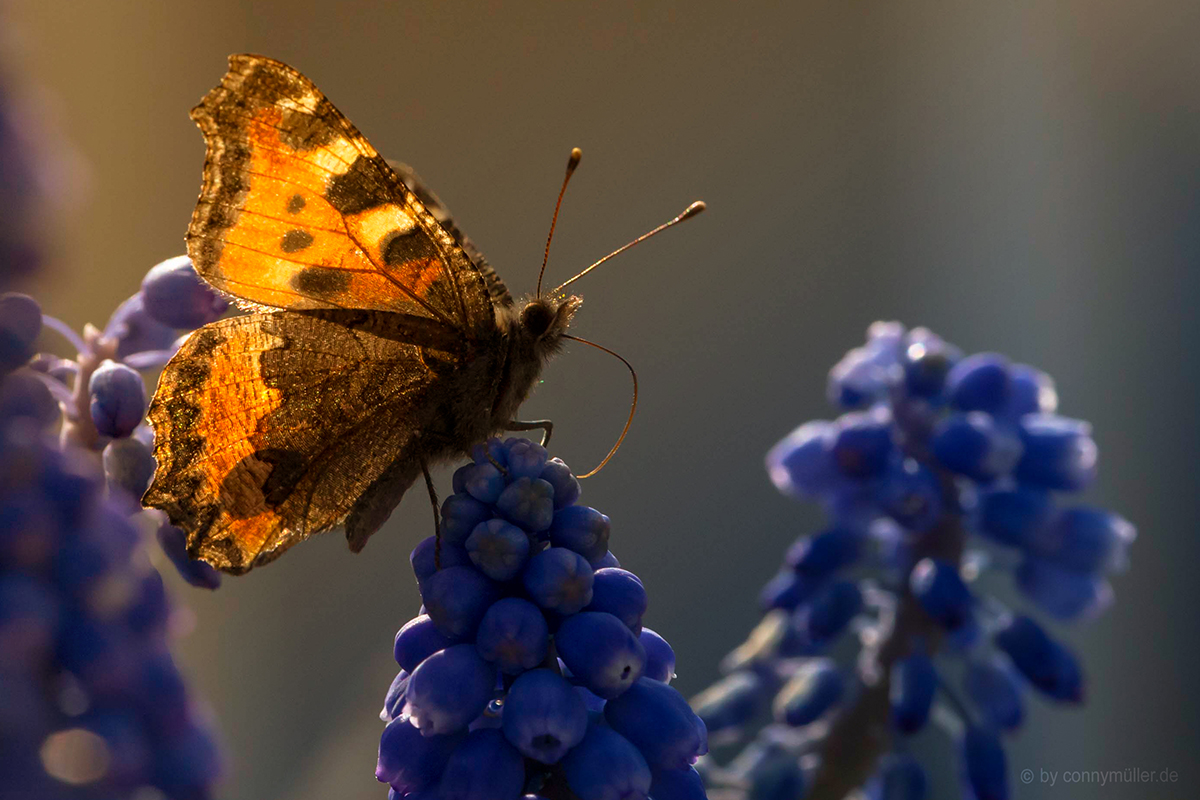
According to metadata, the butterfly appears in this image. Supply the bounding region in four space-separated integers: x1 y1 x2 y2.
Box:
143 54 702 575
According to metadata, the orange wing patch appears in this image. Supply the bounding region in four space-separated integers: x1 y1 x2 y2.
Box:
144 310 450 573
186 54 487 330
144 319 288 568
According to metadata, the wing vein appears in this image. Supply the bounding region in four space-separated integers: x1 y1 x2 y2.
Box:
195 200 348 235
212 272 351 308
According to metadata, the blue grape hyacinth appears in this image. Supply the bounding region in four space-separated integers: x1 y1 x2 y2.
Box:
377 438 709 800
0 416 223 800
2 254 229 797
9 255 227 588
692 323 1134 800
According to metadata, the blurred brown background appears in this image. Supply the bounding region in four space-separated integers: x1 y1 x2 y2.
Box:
10 0 1199 798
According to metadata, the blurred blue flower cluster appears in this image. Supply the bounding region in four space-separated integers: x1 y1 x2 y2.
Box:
377 438 709 800
7 256 228 588
692 323 1134 800
2 253 228 797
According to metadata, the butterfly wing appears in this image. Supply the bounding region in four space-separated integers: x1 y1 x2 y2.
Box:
144 310 461 573
391 160 515 310
187 54 494 334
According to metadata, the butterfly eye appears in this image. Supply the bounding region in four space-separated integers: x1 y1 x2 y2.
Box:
521 302 555 339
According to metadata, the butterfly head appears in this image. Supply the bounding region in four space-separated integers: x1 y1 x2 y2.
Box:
493 294 581 425
519 294 581 356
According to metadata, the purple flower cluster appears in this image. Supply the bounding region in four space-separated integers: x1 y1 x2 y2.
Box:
0 322 223 798
377 438 708 800
1 256 229 798
13 257 228 588
692 323 1134 800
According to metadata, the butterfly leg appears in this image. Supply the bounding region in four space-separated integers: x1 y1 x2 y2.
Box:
505 419 554 447
420 456 444 569
467 446 510 474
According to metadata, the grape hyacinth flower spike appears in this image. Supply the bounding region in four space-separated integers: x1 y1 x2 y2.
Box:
692 322 1134 800
8 255 228 589
2 55 216 795
377 438 709 800
1 322 224 795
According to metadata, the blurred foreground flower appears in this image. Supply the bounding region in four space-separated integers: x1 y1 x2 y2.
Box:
1 362 221 798
9 252 227 587
376 438 708 800
692 322 1134 800
2 252 228 797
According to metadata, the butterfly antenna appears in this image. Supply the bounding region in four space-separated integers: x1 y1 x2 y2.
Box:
550 200 706 296
562 334 638 479
536 147 584 298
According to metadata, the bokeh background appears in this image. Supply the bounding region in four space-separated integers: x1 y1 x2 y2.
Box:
7 0 1198 797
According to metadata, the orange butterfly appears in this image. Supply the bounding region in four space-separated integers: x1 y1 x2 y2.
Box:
143 55 701 574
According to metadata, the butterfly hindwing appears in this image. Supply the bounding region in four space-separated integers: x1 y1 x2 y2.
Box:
187 54 494 333
144 310 460 573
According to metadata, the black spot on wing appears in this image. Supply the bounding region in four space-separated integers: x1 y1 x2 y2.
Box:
286 194 306 214
325 156 395 215
279 107 337 151
292 267 350 295
217 448 306 519
220 454 270 519
380 227 428 267
280 229 314 253
256 448 308 507
187 324 222 362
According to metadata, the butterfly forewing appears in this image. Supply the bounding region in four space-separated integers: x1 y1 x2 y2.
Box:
187 54 493 333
